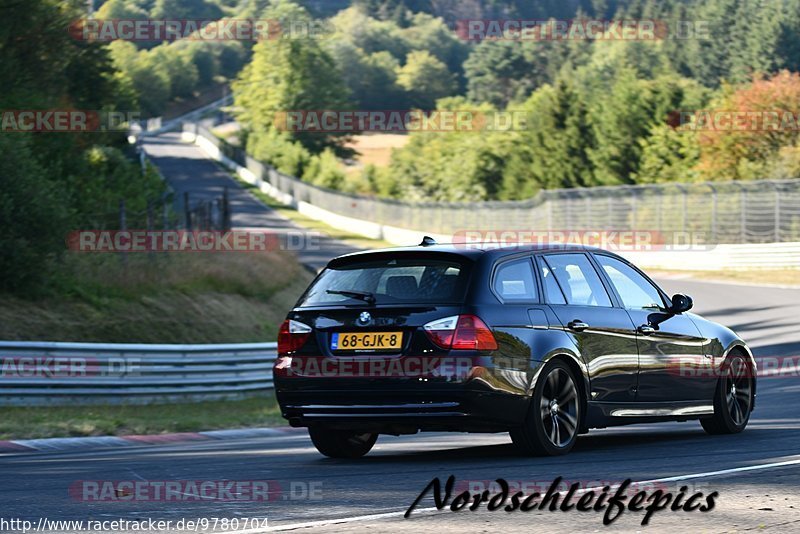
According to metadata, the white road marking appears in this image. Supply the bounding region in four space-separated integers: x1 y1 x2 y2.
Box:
253 456 800 532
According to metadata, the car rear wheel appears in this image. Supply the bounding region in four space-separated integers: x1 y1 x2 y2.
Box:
308 427 378 458
701 352 754 435
511 360 581 456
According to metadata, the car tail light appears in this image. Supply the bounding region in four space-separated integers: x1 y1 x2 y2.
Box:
278 319 312 355
423 315 497 351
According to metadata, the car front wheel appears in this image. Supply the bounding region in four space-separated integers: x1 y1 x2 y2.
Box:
511 360 581 456
308 427 378 458
701 352 754 435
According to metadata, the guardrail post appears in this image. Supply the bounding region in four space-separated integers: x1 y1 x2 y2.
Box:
775 183 781 242
708 184 717 243
119 199 127 266
740 185 747 243
184 192 192 231
223 187 231 231
147 201 154 259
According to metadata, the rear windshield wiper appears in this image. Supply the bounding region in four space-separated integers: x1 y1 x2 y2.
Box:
326 289 376 304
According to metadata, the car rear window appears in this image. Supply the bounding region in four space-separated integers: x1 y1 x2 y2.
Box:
298 258 470 307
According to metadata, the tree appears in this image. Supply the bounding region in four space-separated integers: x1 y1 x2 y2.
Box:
635 125 701 183
385 98 506 201
585 69 706 186
500 80 596 199
0 0 168 292
152 45 199 99
96 0 148 19
399 12 468 81
329 7 410 60
151 0 223 19
327 42 406 110
233 1 352 155
696 71 800 180
395 50 455 109
0 136 69 293
177 41 218 86
464 39 561 108
304 149 346 188
109 41 172 116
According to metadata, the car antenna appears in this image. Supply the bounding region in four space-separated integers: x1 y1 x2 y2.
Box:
419 236 437 247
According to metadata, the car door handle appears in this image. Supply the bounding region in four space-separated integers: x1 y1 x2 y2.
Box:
638 325 656 335
568 320 589 332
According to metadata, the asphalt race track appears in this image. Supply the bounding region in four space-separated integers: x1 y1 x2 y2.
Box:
1 278 798 533
2 134 795 533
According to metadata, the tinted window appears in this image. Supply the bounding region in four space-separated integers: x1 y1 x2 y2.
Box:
494 258 538 301
543 254 612 307
539 259 566 305
298 258 467 306
595 255 665 310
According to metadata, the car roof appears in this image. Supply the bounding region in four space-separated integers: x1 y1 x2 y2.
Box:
328 242 612 267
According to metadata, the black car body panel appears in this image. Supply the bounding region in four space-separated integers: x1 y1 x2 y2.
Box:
274 243 756 437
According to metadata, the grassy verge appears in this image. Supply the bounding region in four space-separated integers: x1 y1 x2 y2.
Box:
0 250 313 343
0 395 285 440
648 268 800 287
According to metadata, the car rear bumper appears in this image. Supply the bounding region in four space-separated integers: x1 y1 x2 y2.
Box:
275 382 530 433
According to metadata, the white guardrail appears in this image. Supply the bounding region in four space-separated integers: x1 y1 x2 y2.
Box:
0 341 277 406
132 94 234 138
184 125 800 272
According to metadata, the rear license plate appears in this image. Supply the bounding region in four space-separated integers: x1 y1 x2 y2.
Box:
331 332 403 351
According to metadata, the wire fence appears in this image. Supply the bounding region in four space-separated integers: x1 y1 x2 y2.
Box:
187 122 800 245
84 150 232 234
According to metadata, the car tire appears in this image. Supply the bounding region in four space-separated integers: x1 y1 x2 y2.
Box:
511 360 581 456
308 427 378 458
700 352 754 435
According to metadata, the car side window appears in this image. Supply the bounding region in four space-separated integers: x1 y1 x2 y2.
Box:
539 259 566 305
594 255 665 310
542 254 612 307
494 258 538 301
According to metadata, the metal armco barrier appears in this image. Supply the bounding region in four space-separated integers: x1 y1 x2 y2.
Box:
0 341 277 406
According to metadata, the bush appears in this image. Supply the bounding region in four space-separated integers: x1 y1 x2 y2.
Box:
0 136 69 293
304 149 346 189
247 129 312 178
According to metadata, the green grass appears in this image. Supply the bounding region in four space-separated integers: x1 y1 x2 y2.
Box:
0 395 285 440
0 251 313 343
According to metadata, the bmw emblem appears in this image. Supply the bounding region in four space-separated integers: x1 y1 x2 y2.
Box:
357 311 372 326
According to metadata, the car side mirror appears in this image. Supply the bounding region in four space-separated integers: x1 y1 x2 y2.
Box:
669 293 693 314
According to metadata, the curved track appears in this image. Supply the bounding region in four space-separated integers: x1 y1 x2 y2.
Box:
3 134 792 532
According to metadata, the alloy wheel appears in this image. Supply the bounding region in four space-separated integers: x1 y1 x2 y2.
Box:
539 368 579 448
726 355 753 426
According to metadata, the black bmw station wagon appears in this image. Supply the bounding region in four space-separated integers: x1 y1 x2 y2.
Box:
274 240 756 458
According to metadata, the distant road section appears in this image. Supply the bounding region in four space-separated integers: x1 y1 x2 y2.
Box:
142 132 357 271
